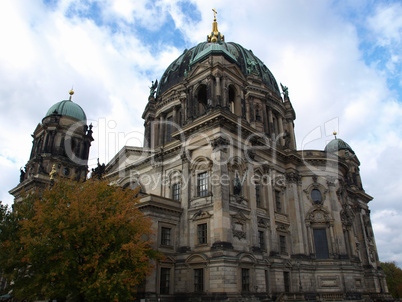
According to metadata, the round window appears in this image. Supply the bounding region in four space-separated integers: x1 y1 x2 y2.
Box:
63 167 70 176
311 189 322 204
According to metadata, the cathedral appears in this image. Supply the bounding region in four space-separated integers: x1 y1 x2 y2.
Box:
10 13 392 302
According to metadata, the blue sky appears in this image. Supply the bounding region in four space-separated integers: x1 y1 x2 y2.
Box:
0 0 401 266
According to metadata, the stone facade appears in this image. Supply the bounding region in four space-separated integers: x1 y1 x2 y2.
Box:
104 21 391 301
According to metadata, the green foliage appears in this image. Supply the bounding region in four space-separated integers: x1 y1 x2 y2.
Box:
0 179 160 302
380 261 402 298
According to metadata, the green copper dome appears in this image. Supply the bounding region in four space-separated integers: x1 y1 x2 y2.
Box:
156 15 280 98
156 41 281 97
45 100 87 122
324 138 355 154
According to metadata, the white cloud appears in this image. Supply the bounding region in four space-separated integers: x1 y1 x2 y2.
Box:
368 2 402 46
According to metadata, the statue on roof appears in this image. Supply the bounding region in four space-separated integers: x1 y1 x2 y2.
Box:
92 158 106 180
19 167 26 183
280 83 289 99
149 79 158 98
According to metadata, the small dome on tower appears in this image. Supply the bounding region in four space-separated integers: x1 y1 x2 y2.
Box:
44 90 87 122
324 138 355 154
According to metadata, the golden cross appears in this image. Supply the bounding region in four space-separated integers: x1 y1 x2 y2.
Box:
212 8 217 19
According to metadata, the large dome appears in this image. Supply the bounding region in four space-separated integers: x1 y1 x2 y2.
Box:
157 41 281 97
45 99 87 123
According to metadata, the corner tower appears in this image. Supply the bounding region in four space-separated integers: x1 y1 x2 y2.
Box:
10 90 93 199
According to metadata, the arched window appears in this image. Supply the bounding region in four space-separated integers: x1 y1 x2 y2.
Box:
306 208 334 259
229 86 235 113
228 85 242 116
197 85 207 115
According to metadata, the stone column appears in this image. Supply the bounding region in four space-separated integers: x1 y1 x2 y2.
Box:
287 119 296 149
210 137 231 245
207 76 213 107
181 97 186 125
151 118 158 149
285 171 306 254
266 169 278 254
216 74 221 107
247 160 259 248
179 154 191 248
263 104 269 135
268 108 274 139
172 106 178 125
327 179 345 256
222 76 228 109
158 115 165 146
278 115 284 146
329 223 337 257
248 97 254 123
187 87 194 120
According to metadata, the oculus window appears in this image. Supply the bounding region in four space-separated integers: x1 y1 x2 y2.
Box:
311 189 322 205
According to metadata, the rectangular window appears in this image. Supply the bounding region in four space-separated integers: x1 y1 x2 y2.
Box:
258 231 265 249
197 172 208 197
160 268 170 294
284 271 290 293
166 116 173 143
241 268 250 292
161 227 171 246
172 183 181 201
197 223 208 245
313 228 330 259
275 190 282 212
194 268 204 292
279 235 287 254
255 183 261 207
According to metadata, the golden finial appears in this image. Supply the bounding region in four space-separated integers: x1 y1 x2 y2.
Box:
208 8 224 43
333 131 337 139
49 164 57 180
69 88 74 101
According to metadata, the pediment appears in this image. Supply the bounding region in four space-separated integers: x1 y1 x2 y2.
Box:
231 210 249 222
191 210 212 221
105 146 150 175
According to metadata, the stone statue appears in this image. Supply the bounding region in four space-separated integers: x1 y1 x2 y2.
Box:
233 173 242 195
49 164 57 180
20 168 26 183
149 79 158 97
280 83 289 99
92 158 106 180
284 130 290 148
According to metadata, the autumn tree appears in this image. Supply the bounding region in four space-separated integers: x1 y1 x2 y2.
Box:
380 261 402 298
0 179 160 302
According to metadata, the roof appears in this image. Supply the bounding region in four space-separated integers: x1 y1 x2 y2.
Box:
156 41 281 97
324 138 355 154
45 99 87 122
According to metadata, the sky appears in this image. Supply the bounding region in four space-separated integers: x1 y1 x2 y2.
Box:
0 0 401 266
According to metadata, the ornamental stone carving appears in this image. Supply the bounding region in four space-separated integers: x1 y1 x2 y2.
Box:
285 171 301 184
211 136 230 151
340 203 355 228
